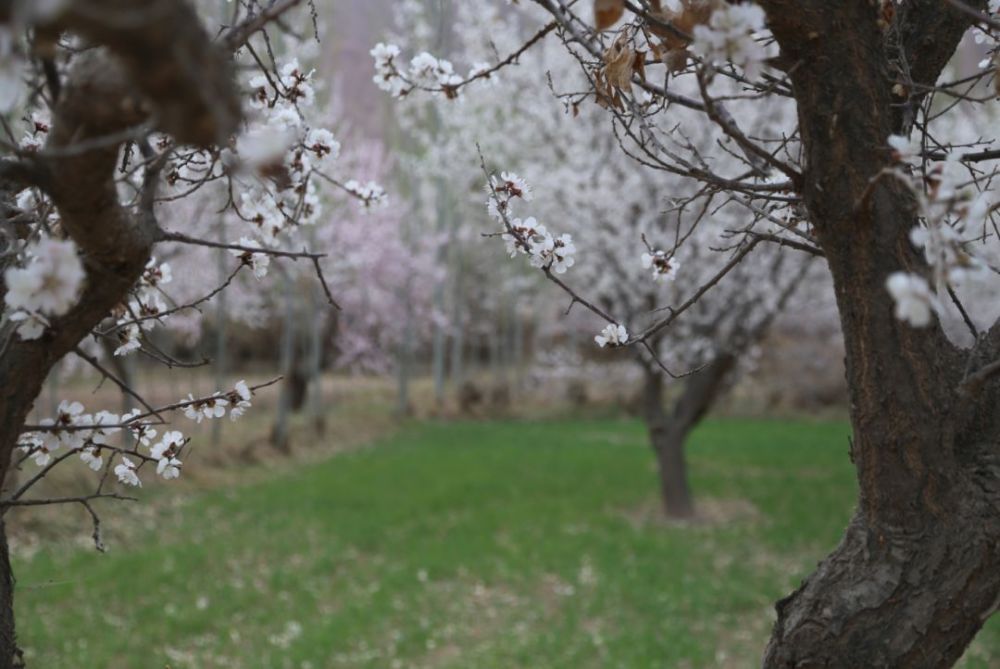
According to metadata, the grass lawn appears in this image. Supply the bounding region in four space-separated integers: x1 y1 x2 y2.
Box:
13 419 1000 668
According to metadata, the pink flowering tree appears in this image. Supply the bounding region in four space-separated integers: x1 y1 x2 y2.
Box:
0 0 392 659
377 0 1000 664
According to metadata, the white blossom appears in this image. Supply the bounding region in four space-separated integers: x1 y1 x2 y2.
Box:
279 58 315 108
230 380 252 421
595 323 628 348
19 433 55 467
230 237 271 279
142 259 172 288
641 250 681 282
114 324 142 356
494 172 532 202
182 395 228 423
79 447 103 471
371 42 407 97
4 237 85 339
691 3 769 80
150 430 184 461
156 457 182 480
886 272 940 328
887 134 921 162
89 410 120 446
343 180 387 208
8 311 47 340
304 128 340 164
114 457 141 487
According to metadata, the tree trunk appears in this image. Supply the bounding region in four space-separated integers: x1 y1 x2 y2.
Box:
0 521 19 669
447 250 464 390
757 2 1000 665
306 298 327 435
211 220 228 448
430 179 450 408
641 352 736 520
270 278 296 453
649 422 695 519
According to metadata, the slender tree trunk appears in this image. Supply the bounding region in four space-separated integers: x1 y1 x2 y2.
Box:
0 521 18 669
649 421 695 520
270 278 296 453
641 352 737 520
512 303 524 388
641 367 695 519
212 220 228 447
396 285 414 416
430 180 449 408
448 266 464 389
306 297 326 435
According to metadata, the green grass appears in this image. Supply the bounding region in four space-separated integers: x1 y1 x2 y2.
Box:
12 419 1000 667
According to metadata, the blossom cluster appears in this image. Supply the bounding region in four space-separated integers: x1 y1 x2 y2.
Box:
486 172 577 275
17 380 254 488
213 56 384 257
371 42 489 99
110 257 174 356
3 237 85 340
482 170 639 349
182 379 253 424
884 134 991 328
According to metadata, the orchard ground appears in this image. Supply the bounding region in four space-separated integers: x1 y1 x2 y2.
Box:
9 379 999 667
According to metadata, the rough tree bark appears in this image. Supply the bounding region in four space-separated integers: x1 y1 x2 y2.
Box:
756 1 1000 666
0 2 240 664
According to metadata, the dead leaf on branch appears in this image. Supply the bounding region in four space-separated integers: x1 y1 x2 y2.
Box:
592 67 621 110
594 0 625 30
603 35 635 91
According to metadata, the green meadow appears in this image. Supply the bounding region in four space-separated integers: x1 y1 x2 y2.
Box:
14 419 1000 668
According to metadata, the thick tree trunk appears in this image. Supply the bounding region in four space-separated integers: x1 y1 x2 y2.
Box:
757 2 1000 665
766 498 1000 668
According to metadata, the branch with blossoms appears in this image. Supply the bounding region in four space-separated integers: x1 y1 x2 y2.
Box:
480 148 725 378
371 19 560 100
8 376 275 550
879 134 1000 331
522 0 1000 348
0 0 401 569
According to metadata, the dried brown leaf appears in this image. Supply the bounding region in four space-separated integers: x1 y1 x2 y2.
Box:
603 36 635 91
594 0 625 30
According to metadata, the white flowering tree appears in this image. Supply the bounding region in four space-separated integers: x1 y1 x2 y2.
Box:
0 0 392 661
376 0 820 519
376 0 1000 665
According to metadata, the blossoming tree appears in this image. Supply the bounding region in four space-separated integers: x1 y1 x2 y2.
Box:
375 0 821 519
375 0 1000 664
0 0 393 661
